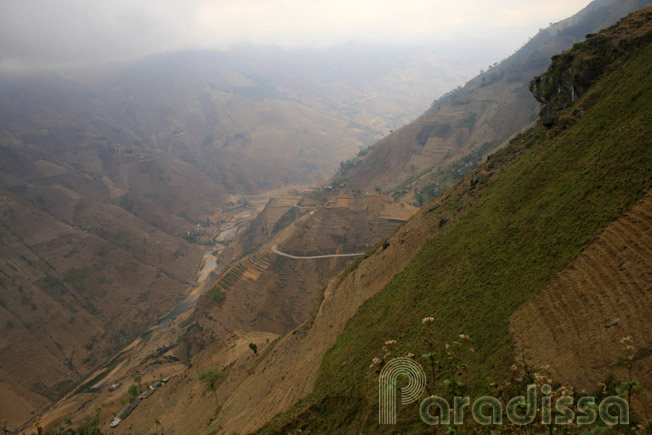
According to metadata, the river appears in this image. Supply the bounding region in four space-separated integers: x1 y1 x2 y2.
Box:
156 250 220 329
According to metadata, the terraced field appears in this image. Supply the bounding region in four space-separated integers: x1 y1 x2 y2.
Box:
511 190 652 415
210 248 274 294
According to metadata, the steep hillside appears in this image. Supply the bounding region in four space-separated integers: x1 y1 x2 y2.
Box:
0 75 226 424
246 8 652 433
14 4 652 434
0 42 473 429
0 176 206 427
338 0 652 206
34 6 652 434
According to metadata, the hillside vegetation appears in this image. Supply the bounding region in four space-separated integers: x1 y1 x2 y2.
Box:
261 8 652 433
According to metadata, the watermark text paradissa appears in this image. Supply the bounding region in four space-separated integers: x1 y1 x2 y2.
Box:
379 357 628 427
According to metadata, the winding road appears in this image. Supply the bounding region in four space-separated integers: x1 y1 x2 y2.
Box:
272 244 365 260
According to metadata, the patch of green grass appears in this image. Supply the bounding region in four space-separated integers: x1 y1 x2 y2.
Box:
260 36 652 434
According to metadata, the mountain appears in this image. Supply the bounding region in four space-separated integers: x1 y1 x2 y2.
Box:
251 8 652 432
86 44 487 193
8 1 652 433
335 0 652 206
0 44 477 429
31 188 417 434
30 4 652 434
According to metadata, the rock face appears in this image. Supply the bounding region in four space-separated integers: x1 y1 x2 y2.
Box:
530 8 652 125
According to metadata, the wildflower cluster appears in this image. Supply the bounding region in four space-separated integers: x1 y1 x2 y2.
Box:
370 316 474 400
616 336 643 413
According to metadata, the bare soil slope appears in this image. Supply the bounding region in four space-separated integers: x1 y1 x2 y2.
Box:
0 191 203 427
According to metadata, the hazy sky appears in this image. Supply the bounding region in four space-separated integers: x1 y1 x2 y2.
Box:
0 0 593 69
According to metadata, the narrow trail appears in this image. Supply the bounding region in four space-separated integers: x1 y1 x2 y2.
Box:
271 244 365 260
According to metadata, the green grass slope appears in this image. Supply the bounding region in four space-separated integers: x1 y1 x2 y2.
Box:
261 10 652 434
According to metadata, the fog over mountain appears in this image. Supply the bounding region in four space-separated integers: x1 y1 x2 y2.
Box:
1 0 592 70
8 0 652 433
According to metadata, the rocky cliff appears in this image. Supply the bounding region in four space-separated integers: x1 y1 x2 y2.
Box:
531 7 652 125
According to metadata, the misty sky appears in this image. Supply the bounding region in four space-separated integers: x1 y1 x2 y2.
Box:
1 0 593 70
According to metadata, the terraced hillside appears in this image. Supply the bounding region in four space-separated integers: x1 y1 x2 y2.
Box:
249 8 652 433
193 194 416 341
209 249 275 296
235 196 303 255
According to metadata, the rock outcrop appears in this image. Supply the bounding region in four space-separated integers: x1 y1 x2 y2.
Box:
531 8 652 126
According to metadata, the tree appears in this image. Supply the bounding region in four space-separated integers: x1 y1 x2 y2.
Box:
33 417 43 435
75 407 103 435
128 384 139 397
198 369 222 407
249 343 258 355
154 417 164 435
134 375 142 393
